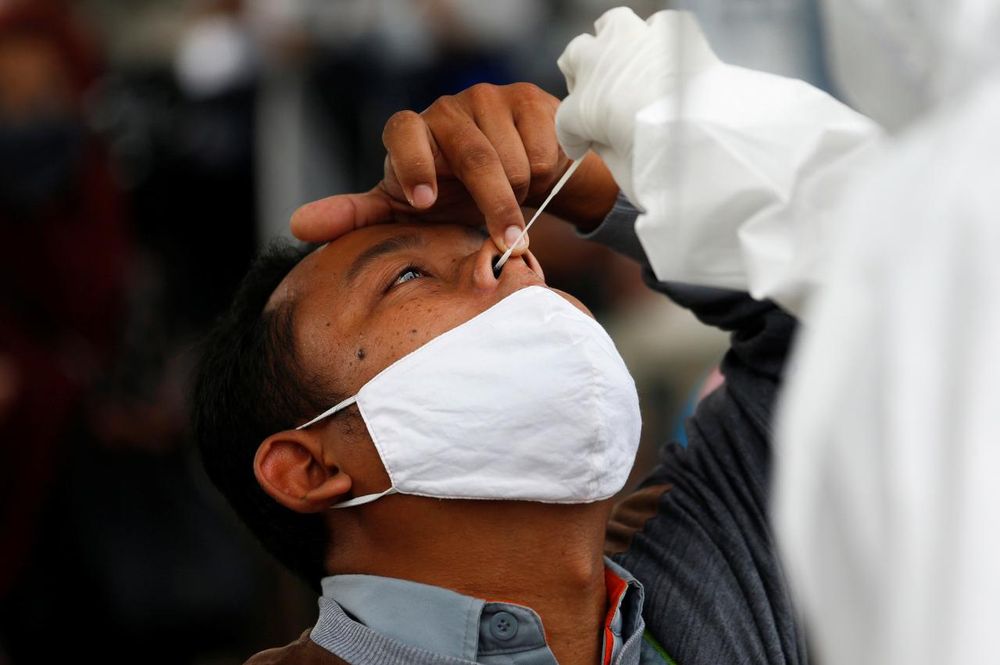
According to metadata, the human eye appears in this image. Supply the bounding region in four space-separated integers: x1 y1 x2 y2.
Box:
389 266 425 289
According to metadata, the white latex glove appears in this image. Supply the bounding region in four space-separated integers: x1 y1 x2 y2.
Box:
556 8 718 209
556 7 881 314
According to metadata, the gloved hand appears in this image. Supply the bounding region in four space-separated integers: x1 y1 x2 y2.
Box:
556 7 880 311
555 8 720 207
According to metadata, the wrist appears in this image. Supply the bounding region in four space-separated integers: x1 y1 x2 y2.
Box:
536 154 619 233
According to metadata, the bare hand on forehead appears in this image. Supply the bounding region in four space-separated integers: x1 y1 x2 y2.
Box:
290 83 618 255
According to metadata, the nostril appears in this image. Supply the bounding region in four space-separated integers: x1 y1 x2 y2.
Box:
491 255 502 278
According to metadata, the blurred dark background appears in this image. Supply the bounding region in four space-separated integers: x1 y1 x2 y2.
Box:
0 0 830 662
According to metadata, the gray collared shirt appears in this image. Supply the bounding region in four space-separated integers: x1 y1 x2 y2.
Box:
309 557 670 664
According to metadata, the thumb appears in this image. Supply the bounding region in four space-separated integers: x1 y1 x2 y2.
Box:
290 189 394 243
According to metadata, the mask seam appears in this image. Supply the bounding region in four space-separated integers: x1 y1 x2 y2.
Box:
589 342 607 500
337 286 623 504
343 287 562 501
354 395 400 495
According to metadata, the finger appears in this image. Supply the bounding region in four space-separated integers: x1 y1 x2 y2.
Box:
290 189 394 243
382 110 438 209
430 110 527 255
473 110 532 203
513 96 563 192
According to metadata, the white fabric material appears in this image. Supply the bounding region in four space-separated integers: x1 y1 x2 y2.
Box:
555 8 882 315
556 10 720 210
775 75 1000 663
556 5 1000 664
298 286 641 508
776 1 1000 658
820 0 1000 131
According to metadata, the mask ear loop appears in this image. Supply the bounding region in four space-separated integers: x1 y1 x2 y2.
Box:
295 396 399 508
330 486 398 509
295 395 358 430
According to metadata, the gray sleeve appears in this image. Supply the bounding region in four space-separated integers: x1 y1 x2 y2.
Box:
577 193 648 265
585 193 808 664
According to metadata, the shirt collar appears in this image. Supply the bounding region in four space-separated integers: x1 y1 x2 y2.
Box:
313 557 645 665
603 558 645 665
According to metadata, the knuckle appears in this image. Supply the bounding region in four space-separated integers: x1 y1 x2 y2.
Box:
484 193 521 219
507 81 541 99
459 147 497 174
511 83 556 110
508 168 530 192
383 109 419 140
528 152 558 178
424 94 455 117
491 196 521 221
386 109 418 130
465 82 498 105
522 95 558 118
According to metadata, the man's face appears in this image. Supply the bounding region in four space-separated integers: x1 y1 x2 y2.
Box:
269 222 592 410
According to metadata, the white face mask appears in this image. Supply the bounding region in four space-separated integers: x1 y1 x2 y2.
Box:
296 286 642 509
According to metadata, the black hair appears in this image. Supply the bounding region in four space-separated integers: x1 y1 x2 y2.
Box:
192 241 332 592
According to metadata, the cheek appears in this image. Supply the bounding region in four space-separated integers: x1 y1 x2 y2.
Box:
352 298 477 381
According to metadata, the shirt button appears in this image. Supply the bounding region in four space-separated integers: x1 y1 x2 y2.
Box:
489 611 519 641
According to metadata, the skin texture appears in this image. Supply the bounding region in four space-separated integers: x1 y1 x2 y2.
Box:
256 81 629 665
254 222 610 665
288 83 620 250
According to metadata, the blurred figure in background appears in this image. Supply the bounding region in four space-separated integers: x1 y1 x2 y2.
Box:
241 0 549 245
0 2 297 663
0 0 128 605
0 2 754 662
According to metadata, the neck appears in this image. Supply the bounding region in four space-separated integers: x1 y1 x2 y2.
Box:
327 497 612 665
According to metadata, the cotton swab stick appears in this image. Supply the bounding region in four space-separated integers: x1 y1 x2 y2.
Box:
493 157 584 273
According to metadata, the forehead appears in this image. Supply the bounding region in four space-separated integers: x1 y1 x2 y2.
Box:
268 222 485 309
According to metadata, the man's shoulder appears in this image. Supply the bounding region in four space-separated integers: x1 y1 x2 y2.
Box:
244 628 348 665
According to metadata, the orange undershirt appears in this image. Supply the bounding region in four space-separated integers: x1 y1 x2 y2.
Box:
602 567 631 665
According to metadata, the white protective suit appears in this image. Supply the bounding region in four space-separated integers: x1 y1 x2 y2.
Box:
556 5 1000 664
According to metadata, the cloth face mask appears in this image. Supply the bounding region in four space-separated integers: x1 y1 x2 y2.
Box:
297 285 642 508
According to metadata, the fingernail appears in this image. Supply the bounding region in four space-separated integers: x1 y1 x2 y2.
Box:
504 225 526 250
411 184 434 208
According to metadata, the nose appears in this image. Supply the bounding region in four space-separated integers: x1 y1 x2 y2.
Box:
467 237 544 290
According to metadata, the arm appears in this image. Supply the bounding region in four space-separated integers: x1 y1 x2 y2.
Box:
589 196 806 665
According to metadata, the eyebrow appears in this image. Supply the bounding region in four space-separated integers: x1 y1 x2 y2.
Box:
344 233 425 287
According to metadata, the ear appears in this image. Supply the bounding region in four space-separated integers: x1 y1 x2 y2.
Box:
253 429 352 513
